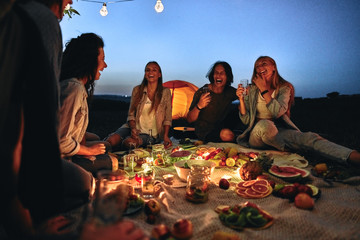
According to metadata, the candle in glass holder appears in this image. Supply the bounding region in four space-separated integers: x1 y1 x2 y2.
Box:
163 174 174 185
222 175 232 181
141 166 155 199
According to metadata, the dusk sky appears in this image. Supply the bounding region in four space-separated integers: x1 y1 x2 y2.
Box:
60 0 360 99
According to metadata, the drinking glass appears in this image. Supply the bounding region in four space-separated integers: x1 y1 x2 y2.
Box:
146 129 154 152
240 79 249 96
141 167 155 199
123 153 137 177
93 170 130 225
202 86 210 94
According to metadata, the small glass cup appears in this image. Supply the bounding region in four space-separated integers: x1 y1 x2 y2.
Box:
240 79 249 96
141 167 155 199
163 174 174 185
123 154 138 176
202 86 210 94
94 170 130 225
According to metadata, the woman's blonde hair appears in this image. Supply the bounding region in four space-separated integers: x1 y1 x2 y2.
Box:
251 56 295 116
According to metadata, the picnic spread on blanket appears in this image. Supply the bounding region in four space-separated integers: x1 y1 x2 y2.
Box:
81 140 360 240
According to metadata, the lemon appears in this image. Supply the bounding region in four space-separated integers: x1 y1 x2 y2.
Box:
226 158 236 167
237 159 247 166
227 148 238 158
238 153 250 161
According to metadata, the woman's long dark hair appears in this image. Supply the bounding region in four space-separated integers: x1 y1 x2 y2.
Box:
60 33 104 98
251 56 295 116
130 61 163 113
206 61 234 86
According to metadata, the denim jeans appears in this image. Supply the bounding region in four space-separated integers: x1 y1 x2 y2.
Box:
114 127 160 148
249 120 352 163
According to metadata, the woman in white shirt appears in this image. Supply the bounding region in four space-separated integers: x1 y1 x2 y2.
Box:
236 56 360 167
106 61 172 150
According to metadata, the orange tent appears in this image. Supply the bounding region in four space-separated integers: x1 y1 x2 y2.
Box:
163 80 198 119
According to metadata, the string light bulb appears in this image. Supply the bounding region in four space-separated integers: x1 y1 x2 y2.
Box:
99 3 108 16
154 0 164 13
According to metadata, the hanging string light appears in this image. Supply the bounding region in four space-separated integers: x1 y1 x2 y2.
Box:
154 0 164 13
99 3 108 16
80 0 133 16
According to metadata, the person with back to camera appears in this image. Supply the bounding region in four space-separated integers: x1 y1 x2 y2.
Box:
1 1 148 239
105 61 172 150
59 33 119 176
186 61 239 143
236 56 360 167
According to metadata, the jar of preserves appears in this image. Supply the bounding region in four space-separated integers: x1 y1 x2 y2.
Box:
185 165 210 203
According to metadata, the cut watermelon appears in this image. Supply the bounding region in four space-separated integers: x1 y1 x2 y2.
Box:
269 165 309 182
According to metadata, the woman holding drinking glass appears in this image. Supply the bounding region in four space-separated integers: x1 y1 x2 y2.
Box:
236 56 360 166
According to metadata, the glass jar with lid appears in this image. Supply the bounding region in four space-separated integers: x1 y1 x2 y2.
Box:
185 165 210 203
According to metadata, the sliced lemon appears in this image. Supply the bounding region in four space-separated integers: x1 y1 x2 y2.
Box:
226 158 236 167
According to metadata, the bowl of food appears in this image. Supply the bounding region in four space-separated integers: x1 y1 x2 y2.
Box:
174 160 216 182
167 150 192 164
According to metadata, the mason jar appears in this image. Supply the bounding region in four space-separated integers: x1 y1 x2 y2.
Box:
185 165 210 203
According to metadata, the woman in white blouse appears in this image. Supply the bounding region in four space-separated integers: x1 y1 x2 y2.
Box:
105 61 172 150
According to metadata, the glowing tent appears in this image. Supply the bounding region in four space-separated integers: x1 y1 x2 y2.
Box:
163 80 198 119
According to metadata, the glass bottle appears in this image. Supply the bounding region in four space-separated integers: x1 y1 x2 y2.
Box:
146 129 153 152
185 165 210 203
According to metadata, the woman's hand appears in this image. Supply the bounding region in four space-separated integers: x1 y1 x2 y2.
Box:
236 84 246 100
252 74 267 92
163 136 172 149
130 128 140 140
36 216 73 237
197 92 211 109
80 221 149 240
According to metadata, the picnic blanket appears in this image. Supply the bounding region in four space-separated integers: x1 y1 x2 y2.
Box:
26 143 360 240
123 142 360 239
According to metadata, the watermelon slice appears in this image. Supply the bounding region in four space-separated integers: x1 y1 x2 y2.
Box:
269 165 309 182
169 150 192 162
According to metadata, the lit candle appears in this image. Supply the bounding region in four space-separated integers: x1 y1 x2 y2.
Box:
146 157 154 165
163 174 174 185
222 175 232 181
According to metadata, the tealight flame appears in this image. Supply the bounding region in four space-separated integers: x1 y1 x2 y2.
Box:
222 175 232 181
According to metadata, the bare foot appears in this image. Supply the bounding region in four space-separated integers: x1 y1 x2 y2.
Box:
348 150 360 167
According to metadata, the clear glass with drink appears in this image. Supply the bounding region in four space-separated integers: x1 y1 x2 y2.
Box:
202 85 210 94
94 170 130 225
123 153 137 176
240 79 249 96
